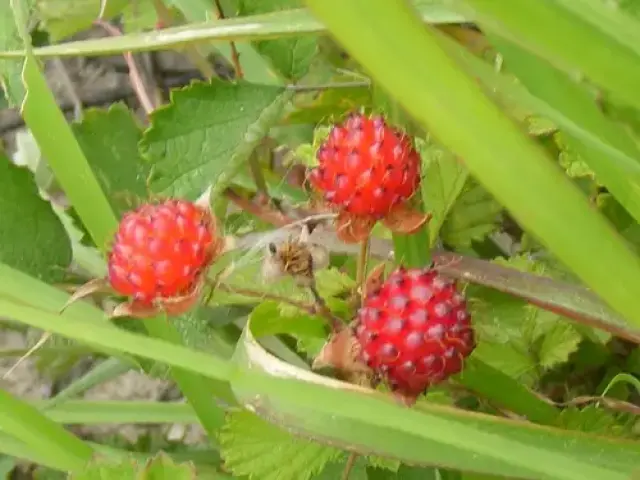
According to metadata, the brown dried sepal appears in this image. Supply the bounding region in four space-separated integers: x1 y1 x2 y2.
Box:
312 327 377 388
110 275 206 319
381 203 431 235
335 211 377 244
363 262 387 297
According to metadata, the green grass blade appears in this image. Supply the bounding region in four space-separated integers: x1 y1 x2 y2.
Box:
13 16 118 247
304 0 640 326
434 253 640 343
230 369 637 480
0 296 234 391
457 0 640 111
0 433 59 471
38 400 199 425
458 359 560 426
44 357 134 408
0 389 93 472
230 319 636 479
0 6 465 58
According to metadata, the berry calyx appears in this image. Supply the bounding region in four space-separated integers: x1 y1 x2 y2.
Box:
353 266 475 403
309 113 420 217
106 198 223 317
308 113 429 243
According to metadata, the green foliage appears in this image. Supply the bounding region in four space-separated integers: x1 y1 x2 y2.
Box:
555 405 636 439
72 104 151 218
36 0 129 41
249 301 327 339
71 453 196 480
0 1 25 106
0 155 72 282
419 138 469 246
469 255 583 386
237 0 317 81
219 410 341 480
439 177 502 249
1 1 640 479
140 80 290 200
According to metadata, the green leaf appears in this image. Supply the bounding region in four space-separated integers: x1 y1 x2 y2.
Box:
122 0 161 33
0 2 25 106
0 155 72 282
140 80 291 200
440 178 502 248
249 301 327 339
285 84 372 124
536 321 582 370
140 452 196 480
419 138 469 246
555 405 636 439
468 256 582 382
238 0 317 81
70 459 138 480
71 453 196 480
219 410 341 480
36 0 129 41
72 104 151 218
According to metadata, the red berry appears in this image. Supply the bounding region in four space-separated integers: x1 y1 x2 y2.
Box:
309 113 420 218
354 267 475 399
107 199 218 307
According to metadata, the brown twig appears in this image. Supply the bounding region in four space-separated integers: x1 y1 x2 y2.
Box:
213 0 244 79
94 20 156 115
341 452 358 480
225 188 292 227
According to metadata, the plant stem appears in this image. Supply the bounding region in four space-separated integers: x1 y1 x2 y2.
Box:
341 452 358 480
248 151 270 201
94 20 156 115
355 238 370 302
213 0 244 79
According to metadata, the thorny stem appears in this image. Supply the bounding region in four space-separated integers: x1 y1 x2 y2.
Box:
213 0 244 79
151 0 217 80
94 20 156 115
341 452 358 480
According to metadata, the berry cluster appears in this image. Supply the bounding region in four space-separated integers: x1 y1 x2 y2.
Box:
107 199 220 314
309 113 428 243
354 266 475 401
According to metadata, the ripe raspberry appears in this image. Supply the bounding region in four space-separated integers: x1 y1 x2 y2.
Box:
107 199 219 308
309 113 420 218
354 266 475 401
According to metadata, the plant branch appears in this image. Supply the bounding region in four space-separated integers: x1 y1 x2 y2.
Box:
213 0 244 79
341 452 358 480
224 188 292 227
94 20 156 115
